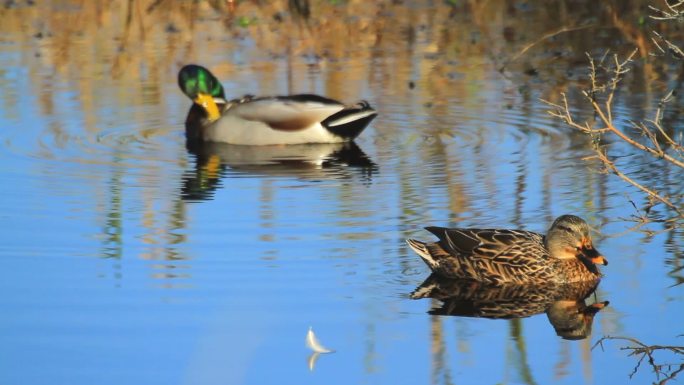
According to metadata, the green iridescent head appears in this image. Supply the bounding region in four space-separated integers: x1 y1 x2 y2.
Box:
178 64 225 100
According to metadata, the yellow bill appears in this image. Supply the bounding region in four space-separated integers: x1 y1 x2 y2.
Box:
194 93 221 122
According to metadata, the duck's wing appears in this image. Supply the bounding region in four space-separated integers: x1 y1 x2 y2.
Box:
425 227 544 259
423 227 548 284
229 94 346 131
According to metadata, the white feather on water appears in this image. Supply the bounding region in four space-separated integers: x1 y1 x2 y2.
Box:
306 327 335 353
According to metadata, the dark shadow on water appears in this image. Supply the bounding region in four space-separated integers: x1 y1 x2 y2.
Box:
411 275 609 340
182 141 378 201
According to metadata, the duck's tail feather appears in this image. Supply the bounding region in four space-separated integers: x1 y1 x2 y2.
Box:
406 239 438 268
322 101 377 140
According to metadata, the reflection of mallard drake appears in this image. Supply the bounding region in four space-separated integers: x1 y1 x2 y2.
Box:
406 215 608 284
181 141 377 201
411 275 608 340
178 65 377 145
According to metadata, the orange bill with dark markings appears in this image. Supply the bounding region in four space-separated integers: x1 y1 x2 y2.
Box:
581 244 608 265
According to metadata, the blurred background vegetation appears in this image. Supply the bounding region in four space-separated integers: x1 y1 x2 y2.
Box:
3 0 682 106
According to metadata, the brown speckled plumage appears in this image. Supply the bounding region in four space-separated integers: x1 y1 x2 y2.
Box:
406 215 607 285
410 274 608 340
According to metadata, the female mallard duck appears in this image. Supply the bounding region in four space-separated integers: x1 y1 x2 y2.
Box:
406 215 608 285
178 65 377 145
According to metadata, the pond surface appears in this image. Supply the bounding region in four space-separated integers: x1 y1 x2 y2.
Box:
0 1 682 385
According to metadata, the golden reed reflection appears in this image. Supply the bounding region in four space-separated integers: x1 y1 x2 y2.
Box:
429 310 455 385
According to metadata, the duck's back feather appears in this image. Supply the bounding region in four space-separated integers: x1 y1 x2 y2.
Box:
409 228 552 284
425 227 545 258
230 95 346 132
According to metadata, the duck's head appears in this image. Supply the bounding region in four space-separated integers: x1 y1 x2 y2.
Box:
178 64 225 122
545 215 608 266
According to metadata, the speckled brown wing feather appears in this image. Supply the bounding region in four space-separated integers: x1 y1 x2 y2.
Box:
423 228 552 284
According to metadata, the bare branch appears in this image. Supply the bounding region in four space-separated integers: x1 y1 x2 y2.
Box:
582 51 684 169
594 149 682 215
652 31 684 58
593 336 684 383
649 1 684 20
543 1 684 224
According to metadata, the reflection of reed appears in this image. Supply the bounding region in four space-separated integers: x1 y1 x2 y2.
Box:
665 229 684 286
102 157 124 260
429 311 454 385
98 146 190 282
508 319 539 385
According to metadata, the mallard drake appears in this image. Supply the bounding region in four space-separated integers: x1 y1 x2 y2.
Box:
406 215 608 285
177 65 378 145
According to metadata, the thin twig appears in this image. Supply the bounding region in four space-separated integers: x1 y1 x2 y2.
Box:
590 100 684 169
595 150 682 214
542 3 684 225
593 336 684 382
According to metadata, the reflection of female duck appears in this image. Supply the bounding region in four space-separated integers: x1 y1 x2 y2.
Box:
178 65 377 145
411 275 608 340
406 215 608 284
182 141 377 201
